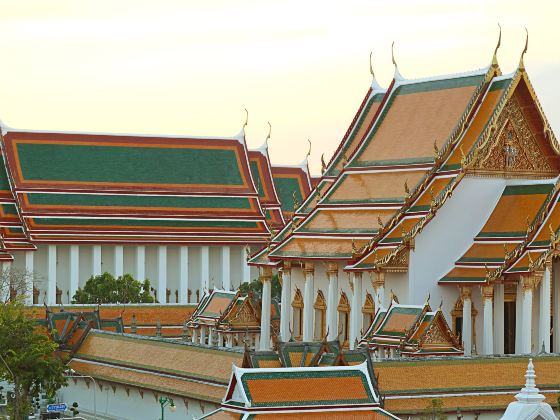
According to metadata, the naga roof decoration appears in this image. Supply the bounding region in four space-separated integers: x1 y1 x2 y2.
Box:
0 129 271 244
271 161 312 221
360 300 462 356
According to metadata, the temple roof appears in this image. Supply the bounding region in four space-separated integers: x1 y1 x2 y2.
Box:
376 355 560 417
271 164 312 221
68 329 243 403
0 129 271 244
360 300 462 356
440 182 555 285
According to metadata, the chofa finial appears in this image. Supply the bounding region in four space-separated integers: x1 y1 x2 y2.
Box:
369 51 374 77
369 51 383 90
265 121 271 146
519 27 529 71
492 23 502 68
391 41 403 80
306 139 312 160
243 108 248 128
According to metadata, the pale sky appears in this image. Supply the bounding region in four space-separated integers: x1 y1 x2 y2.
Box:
0 0 558 175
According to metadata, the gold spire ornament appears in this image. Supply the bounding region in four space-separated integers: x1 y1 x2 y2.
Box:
292 191 299 211
377 215 384 229
265 121 271 147
528 251 534 267
351 238 359 258
243 108 249 129
491 23 502 68
519 27 528 72
404 179 410 197
369 51 375 77
433 139 439 160
306 139 312 160
391 41 403 79
321 153 327 174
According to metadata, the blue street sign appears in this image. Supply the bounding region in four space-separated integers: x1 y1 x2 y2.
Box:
47 403 67 413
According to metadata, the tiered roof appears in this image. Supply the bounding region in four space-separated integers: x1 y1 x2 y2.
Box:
440 182 555 284
360 300 462 356
248 144 285 229
0 129 271 244
271 161 312 221
201 362 397 419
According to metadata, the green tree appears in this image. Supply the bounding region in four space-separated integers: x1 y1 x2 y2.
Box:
72 273 154 304
420 398 447 420
238 274 281 300
0 300 67 419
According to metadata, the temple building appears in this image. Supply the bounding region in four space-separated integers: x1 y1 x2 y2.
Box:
250 32 560 358
0 123 312 306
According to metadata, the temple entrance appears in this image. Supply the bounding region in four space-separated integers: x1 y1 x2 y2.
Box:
504 301 516 354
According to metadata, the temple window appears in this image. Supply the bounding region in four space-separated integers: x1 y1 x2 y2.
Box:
362 293 375 335
313 290 327 340
451 295 478 350
338 292 350 347
292 288 303 341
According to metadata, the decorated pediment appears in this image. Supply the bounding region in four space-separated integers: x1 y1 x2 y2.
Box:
473 95 557 177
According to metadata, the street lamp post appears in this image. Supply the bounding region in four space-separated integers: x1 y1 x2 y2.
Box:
159 396 176 420
65 369 97 420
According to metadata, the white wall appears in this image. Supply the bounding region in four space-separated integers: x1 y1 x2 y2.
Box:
59 380 219 420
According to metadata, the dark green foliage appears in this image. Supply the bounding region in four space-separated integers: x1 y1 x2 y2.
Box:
72 272 154 304
0 300 67 419
238 274 281 300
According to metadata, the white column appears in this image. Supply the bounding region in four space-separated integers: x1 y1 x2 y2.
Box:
191 329 198 343
538 265 551 353
462 287 472 356
136 245 146 281
350 272 363 350
201 246 210 291
303 263 314 342
24 251 34 305
521 276 533 354
279 265 291 342
114 245 124 277
554 259 560 353
1 261 12 302
199 326 206 345
259 266 272 350
373 271 385 308
326 263 338 341
92 245 102 276
222 246 231 290
47 245 57 305
482 285 494 355
179 246 189 304
157 245 167 303
241 245 251 284
516 279 524 352
69 245 79 302
226 334 233 348
217 332 224 347
493 282 505 354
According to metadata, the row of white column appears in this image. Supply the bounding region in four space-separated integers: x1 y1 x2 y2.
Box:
462 262 560 356
22 244 251 305
272 263 383 350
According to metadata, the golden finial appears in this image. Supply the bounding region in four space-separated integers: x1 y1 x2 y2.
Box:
401 225 407 239
528 252 534 267
306 139 312 160
321 153 327 174
352 238 359 257
460 145 466 166
292 191 299 211
377 215 384 229
243 108 249 129
438 298 443 311
549 223 556 243
265 121 271 147
433 139 439 160
404 179 410 197
484 264 490 276
425 292 430 305
519 27 529 71
492 23 502 68
391 41 402 79
369 51 375 77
